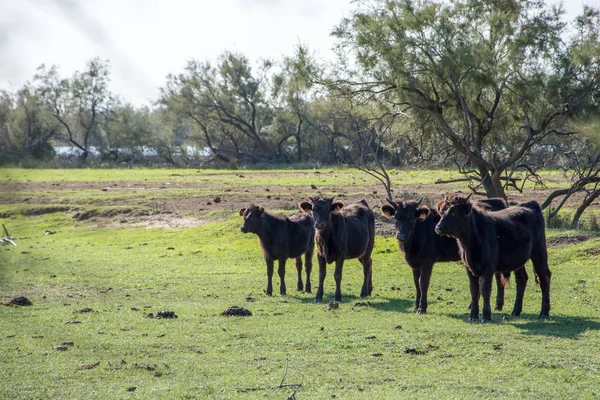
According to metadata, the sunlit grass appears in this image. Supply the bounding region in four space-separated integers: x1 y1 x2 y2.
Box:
0 168 598 399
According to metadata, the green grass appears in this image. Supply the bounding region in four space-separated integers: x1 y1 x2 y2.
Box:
1 169 599 399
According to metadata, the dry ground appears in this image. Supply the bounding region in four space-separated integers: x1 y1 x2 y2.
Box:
1 169 598 235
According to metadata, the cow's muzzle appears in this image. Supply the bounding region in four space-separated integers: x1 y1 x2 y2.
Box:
434 224 445 236
396 232 408 242
315 222 327 230
240 226 248 233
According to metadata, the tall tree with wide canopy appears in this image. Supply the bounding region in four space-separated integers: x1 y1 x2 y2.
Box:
331 0 600 198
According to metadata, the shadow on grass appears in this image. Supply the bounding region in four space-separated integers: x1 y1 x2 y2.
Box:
447 312 600 339
511 314 600 339
289 293 414 312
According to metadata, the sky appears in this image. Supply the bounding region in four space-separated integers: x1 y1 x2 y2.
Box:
0 0 597 107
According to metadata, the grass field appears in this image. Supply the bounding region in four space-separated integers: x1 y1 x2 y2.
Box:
1 168 599 399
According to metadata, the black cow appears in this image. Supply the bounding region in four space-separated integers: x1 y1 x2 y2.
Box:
239 205 315 296
381 197 508 314
299 197 375 302
435 193 551 322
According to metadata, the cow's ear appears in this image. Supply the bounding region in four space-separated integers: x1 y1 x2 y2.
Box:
435 200 445 213
258 207 265 216
331 202 344 212
299 201 312 213
238 208 246 217
381 204 396 218
417 206 430 220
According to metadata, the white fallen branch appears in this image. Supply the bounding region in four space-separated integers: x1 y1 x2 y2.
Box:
1 224 16 246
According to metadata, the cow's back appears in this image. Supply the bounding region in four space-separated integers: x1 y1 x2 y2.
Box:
287 212 315 259
489 202 544 270
340 202 374 259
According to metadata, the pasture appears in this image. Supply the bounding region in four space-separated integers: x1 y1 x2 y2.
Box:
1 168 599 399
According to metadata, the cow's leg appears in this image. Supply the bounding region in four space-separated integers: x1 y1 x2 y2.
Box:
315 255 327 303
333 259 344 302
511 266 528 317
412 268 421 311
304 246 314 294
278 257 287 295
359 256 372 298
294 258 304 292
531 246 552 318
364 234 374 296
481 270 494 322
417 263 433 314
265 257 274 296
494 272 506 311
467 270 480 322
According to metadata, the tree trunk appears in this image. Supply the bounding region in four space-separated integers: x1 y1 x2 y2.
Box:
478 167 507 199
295 134 302 162
570 190 600 229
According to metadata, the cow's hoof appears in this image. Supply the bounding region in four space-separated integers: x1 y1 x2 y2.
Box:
511 311 521 317
481 318 492 323
468 317 478 323
494 306 503 311
539 314 551 319
297 285 304 292
314 297 322 303
415 308 426 314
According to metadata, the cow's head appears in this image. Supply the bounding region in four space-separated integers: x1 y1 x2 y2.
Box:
238 205 264 234
434 193 473 237
381 198 429 243
300 196 343 231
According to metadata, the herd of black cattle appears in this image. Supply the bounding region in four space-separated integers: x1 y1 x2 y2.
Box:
238 194 552 322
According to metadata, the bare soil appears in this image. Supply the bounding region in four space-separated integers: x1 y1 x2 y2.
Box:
1 170 598 235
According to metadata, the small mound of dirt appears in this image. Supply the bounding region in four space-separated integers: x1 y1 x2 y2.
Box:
155 310 178 319
21 206 71 216
78 362 100 370
6 296 32 306
327 301 340 310
221 306 252 317
547 233 597 246
74 208 134 221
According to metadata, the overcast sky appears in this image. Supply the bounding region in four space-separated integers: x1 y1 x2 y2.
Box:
0 0 597 107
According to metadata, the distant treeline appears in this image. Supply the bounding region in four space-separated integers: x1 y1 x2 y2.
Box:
1 1 599 202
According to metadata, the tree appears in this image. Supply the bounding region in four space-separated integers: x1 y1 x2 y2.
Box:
0 86 58 160
330 0 600 198
102 103 155 162
35 58 113 161
161 52 281 163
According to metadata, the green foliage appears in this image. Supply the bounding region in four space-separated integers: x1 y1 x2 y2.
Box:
331 0 600 197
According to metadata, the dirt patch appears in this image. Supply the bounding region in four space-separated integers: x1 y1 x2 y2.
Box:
5 296 32 306
0 206 71 218
221 306 252 317
99 214 204 229
375 215 396 237
3 171 598 233
155 310 178 319
74 208 136 221
547 232 598 246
